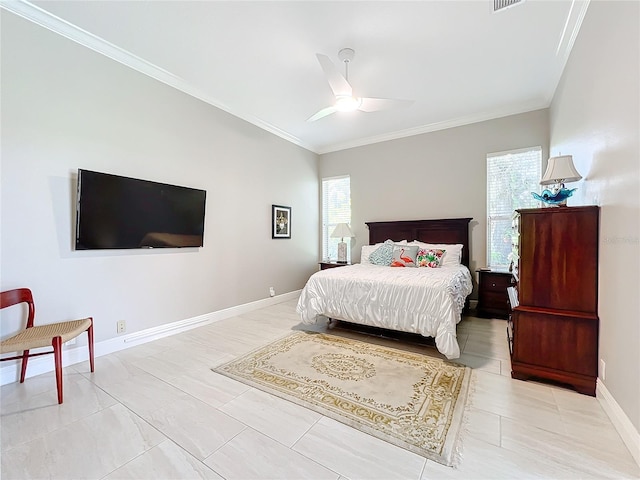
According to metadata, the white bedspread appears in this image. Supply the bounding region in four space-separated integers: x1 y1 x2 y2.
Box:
296 264 473 359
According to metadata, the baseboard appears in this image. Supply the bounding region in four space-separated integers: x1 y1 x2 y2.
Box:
0 290 301 386
596 378 640 467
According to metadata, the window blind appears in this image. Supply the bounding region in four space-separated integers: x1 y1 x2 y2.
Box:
487 147 541 268
322 176 351 261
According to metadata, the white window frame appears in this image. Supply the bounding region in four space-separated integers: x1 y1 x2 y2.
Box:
321 175 351 262
486 146 542 269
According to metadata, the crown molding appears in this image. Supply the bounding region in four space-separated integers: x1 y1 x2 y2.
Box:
317 100 549 155
0 0 316 153
318 1 591 155
556 0 590 62
542 0 590 106
2 0 590 157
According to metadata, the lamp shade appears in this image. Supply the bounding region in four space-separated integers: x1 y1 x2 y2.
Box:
330 223 355 239
540 155 582 185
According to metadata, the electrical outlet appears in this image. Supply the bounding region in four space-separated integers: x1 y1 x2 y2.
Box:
117 320 126 334
600 359 606 380
269 286 275 297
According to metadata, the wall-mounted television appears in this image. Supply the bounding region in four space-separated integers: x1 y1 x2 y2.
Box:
75 169 206 250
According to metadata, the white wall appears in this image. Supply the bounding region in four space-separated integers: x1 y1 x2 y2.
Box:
319 109 549 290
0 14 319 346
549 1 639 431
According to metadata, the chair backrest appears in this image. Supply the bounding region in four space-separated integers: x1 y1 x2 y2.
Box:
1 288 35 328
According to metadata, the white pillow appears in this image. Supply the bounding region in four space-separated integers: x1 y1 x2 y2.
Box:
360 244 378 264
361 240 407 264
408 241 463 266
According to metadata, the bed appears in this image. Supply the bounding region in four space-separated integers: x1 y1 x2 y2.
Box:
296 218 473 359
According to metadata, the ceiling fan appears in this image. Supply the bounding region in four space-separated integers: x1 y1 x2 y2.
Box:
308 48 413 122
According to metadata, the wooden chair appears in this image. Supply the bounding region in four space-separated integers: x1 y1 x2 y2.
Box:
0 288 94 404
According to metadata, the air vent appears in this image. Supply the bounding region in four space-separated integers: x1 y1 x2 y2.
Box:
494 0 523 12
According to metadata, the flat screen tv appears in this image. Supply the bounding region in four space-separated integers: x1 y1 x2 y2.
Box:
75 169 206 250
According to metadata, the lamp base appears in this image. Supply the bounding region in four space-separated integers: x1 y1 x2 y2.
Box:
337 242 347 263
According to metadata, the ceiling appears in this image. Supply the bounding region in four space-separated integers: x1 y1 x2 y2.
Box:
8 0 589 154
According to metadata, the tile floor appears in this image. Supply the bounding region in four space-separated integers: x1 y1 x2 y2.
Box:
1 299 638 479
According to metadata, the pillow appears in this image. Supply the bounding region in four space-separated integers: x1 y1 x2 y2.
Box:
360 244 379 264
368 240 396 266
409 242 463 266
390 245 419 267
416 248 446 268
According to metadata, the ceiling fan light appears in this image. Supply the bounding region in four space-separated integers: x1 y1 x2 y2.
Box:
335 95 362 112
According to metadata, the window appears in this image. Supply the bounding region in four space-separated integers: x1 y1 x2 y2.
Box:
487 147 542 268
322 176 351 261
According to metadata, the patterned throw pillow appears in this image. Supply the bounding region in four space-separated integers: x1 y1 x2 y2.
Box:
369 240 395 266
390 245 419 267
416 248 446 268
410 242 461 266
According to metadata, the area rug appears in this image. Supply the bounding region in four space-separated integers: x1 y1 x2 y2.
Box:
212 331 471 466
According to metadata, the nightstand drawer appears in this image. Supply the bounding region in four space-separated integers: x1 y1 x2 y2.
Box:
479 291 510 312
481 273 513 292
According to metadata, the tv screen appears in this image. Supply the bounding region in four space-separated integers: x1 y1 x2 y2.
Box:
75 169 206 250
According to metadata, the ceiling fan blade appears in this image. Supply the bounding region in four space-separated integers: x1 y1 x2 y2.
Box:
307 105 338 122
316 54 352 97
358 97 414 112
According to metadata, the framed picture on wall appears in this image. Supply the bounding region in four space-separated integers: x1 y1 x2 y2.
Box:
272 205 291 239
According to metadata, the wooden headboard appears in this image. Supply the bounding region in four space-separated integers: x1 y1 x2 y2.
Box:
365 218 472 267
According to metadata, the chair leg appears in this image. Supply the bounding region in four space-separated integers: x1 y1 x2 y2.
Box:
19 350 29 383
52 336 63 404
87 319 95 373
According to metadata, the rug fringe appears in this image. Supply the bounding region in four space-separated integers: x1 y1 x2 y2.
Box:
451 368 479 469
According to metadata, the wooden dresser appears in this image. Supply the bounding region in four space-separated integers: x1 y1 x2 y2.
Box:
510 206 599 396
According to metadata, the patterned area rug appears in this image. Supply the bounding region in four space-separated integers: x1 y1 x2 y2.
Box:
213 331 471 466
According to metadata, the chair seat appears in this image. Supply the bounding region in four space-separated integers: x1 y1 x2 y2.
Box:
0 318 92 353
1 288 95 404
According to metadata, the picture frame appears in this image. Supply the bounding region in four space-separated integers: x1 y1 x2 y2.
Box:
272 204 291 239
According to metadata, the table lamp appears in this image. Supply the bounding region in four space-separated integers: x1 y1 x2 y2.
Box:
532 155 582 206
330 223 355 263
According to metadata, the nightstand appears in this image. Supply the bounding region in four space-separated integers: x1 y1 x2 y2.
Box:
319 261 351 270
476 269 514 319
